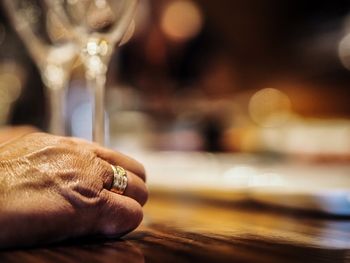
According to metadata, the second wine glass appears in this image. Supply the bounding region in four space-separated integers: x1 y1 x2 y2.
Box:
3 0 78 135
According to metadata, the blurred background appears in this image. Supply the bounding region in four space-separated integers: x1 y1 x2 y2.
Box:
1 0 350 160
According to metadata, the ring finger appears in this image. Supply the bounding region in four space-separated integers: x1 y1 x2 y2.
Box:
122 170 148 206
98 159 148 206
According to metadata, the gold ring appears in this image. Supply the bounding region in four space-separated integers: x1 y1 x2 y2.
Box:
110 165 128 194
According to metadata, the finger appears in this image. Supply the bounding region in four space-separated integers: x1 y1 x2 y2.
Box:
122 170 148 206
96 189 143 237
94 147 146 182
97 159 148 206
71 137 146 182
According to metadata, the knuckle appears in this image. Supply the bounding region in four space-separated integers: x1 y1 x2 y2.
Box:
96 162 113 188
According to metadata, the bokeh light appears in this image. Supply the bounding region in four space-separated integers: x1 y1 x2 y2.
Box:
249 88 292 127
0 73 22 104
160 0 203 42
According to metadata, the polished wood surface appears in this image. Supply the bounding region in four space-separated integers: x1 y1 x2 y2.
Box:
1 191 350 262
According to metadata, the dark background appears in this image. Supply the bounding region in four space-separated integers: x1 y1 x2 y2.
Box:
1 0 350 151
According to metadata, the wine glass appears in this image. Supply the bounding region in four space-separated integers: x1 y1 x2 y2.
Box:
3 0 77 135
47 0 138 145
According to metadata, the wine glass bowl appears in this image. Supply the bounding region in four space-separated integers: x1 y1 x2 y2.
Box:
51 0 137 43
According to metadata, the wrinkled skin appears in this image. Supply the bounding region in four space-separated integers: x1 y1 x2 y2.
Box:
0 132 148 248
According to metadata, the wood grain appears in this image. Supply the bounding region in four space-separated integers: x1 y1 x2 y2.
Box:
1 191 349 262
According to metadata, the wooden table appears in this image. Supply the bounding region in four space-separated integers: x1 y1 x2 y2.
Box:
1 190 349 263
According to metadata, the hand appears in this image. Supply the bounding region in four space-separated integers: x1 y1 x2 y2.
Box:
0 133 148 248
0 125 39 144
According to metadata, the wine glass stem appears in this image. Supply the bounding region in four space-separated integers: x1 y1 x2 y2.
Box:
48 86 66 135
82 38 113 145
88 70 107 145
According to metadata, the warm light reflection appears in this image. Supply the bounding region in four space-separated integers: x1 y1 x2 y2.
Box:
82 38 109 79
222 166 256 187
249 88 292 127
222 165 285 188
86 38 109 56
43 64 65 90
161 0 203 42
256 118 350 156
282 119 350 156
